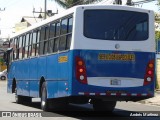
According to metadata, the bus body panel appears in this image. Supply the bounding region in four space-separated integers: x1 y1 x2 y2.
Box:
7 52 71 99
7 60 30 96
37 56 47 79
71 6 155 52
58 52 69 80
57 52 70 98
29 58 39 97
7 56 70 99
46 54 58 98
46 54 59 80
47 81 58 98
71 50 155 97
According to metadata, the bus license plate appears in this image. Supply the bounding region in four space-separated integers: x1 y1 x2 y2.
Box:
111 79 121 85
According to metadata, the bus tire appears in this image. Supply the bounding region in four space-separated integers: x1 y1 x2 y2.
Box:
41 82 49 111
15 88 23 104
15 95 31 104
15 86 32 104
15 95 23 104
93 100 116 112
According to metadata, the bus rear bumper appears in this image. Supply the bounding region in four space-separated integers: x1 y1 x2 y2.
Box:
70 92 154 102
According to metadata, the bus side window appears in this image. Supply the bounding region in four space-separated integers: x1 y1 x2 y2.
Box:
39 27 45 55
59 16 73 51
48 23 56 53
59 18 67 51
43 25 49 54
12 38 16 60
68 17 73 33
19 36 23 59
15 38 19 60
28 33 32 57
66 34 72 50
32 30 37 56
66 17 73 50
54 38 59 52
13 38 16 50
53 22 60 52
22 35 26 59
25 33 30 58
36 30 40 56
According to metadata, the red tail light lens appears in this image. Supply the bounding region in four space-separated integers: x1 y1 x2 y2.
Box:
79 68 84 73
78 61 83 66
147 70 152 75
76 57 87 84
144 60 154 85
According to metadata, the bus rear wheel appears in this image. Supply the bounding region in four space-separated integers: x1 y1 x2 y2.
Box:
41 82 68 111
15 95 23 104
15 95 32 104
15 88 32 104
93 100 116 112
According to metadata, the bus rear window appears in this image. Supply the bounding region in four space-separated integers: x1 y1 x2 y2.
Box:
84 10 149 41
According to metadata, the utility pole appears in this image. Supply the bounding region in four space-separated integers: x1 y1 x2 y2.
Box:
44 0 47 19
33 0 47 20
114 0 122 5
33 0 58 20
126 0 132 6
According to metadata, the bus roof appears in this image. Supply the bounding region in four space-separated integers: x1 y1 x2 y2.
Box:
10 4 153 38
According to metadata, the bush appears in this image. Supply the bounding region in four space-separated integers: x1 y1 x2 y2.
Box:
156 79 160 90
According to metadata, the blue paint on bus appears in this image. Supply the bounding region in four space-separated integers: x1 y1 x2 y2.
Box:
7 49 155 99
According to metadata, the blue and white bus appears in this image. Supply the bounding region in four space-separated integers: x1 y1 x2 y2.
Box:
5 5 155 111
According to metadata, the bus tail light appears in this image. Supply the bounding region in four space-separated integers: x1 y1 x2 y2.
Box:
76 57 87 84
144 60 154 85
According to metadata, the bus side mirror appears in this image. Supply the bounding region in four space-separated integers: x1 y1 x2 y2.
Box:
3 52 7 64
3 48 13 66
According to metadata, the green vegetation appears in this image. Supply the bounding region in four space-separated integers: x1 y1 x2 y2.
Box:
155 31 160 41
0 58 4 65
156 79 160 89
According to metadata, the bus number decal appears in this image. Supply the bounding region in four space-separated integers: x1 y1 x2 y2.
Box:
58 56 68 63
98 53 135 61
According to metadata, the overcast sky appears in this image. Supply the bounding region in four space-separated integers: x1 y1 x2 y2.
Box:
0 0 159 38
0 0 65 38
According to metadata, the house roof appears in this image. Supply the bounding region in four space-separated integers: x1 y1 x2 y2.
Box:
21 16 43 25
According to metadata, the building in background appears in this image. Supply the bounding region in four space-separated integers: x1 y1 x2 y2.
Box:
15 16 43 32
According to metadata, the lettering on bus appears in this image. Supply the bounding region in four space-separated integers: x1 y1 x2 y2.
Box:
58 56 68 63
98 53 135 61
